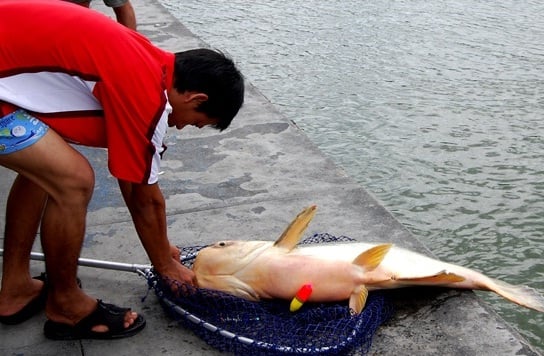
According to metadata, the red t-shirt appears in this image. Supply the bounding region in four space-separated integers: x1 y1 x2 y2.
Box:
0 0 175 184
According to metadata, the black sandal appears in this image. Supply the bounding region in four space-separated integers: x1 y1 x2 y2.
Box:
43 299 146 340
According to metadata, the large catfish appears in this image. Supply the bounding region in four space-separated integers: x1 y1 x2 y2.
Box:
193 205 544 314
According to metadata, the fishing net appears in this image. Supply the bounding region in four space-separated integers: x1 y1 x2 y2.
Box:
146 233 394 355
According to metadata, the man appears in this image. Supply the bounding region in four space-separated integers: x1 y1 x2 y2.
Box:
0 0 244 340
67 0 137 30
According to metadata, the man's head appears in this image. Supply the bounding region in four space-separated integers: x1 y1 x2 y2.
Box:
169 48 244 131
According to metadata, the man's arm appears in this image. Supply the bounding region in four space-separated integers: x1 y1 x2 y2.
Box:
118 179 194 284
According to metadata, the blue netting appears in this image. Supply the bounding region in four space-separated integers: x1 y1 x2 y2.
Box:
146 233 394 355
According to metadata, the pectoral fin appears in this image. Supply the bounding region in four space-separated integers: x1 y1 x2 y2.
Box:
274 205 317 251
349 285 369 315
352 244 392 271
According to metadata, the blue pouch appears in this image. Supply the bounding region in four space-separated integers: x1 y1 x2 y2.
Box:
0 109 49 154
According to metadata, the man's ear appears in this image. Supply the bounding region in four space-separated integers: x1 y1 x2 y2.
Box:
186 92 208 105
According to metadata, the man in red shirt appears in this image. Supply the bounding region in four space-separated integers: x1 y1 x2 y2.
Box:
0 0 244 340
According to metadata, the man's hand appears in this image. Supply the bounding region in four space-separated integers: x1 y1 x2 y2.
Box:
159 259 196 287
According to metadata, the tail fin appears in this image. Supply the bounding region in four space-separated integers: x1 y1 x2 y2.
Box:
488 279 544 313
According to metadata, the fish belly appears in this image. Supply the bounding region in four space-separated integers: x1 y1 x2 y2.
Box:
259 254 364 301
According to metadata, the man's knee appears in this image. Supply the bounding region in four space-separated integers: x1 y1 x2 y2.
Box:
64 161 95 204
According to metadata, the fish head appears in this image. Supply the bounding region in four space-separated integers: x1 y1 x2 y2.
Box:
192 240 272 300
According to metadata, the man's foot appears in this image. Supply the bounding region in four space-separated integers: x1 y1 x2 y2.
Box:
44 299 146 340
0 274 47 325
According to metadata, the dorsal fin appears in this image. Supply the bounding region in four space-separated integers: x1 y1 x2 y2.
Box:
352 244 392 271
274 205 317 251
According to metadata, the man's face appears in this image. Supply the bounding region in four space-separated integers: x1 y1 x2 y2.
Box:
167 90 219 130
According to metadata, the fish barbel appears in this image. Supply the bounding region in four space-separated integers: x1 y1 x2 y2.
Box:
192 205 544 314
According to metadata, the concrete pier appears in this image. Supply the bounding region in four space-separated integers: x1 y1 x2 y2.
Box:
0 0 540 354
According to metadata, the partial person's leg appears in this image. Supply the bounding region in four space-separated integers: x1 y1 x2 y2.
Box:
67 0 91 7
0 175 47 317
112 2 137 30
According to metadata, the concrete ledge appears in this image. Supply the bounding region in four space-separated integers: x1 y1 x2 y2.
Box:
0 0 540 355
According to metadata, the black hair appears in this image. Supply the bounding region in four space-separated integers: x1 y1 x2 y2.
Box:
173 48 244 130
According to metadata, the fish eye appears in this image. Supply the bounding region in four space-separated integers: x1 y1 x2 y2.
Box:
218 241 227 247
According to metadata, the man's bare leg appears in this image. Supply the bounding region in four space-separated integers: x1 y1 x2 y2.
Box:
112 2 137 30
0 129 137 331
75 1 137 30
0 175 47 316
